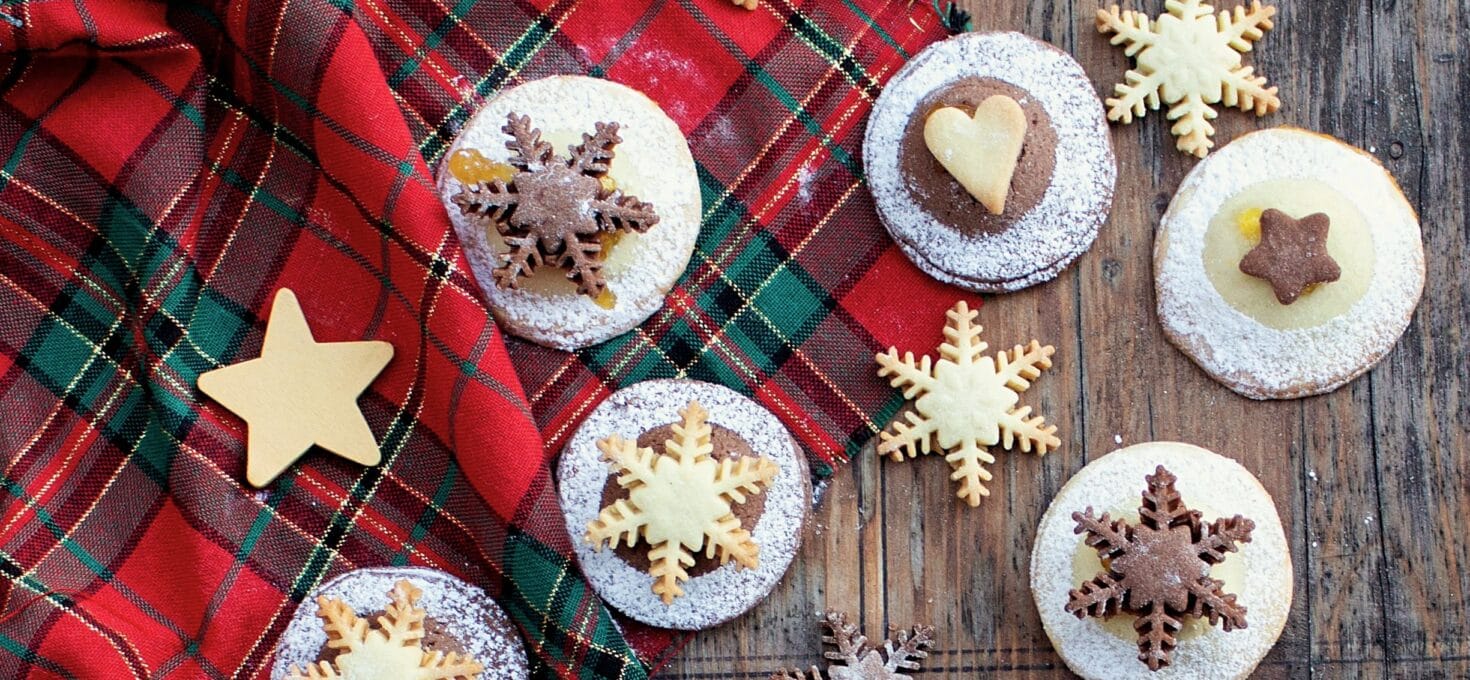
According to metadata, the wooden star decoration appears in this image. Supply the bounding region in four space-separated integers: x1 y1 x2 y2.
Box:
197 289 394 487
1238 209 1341 304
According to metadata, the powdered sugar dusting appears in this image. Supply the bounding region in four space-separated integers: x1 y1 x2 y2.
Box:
1156 128 1425 399
557 379 811 630
270 567 528 679
864 32 1116 292
1030 443 1292 680
438 76 700 350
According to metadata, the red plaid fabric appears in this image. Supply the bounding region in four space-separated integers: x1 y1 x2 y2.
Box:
0 0 949 677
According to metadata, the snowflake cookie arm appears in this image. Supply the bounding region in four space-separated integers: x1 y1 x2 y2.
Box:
1138 465 1199 530
492 233 544 290
503 113 553 171
1220 64 1281 116
874 349 934 400
569 121 620 176
877 408 939 461
379 581 428 648
882 624 935 672
1067 571 1126 618
584 436 656 550
1217 1 1276 52
939 300 988 365
701 512 760 568
555 233 610 298
1095 5 1156 56
1187 577 1250 630
712 455 779 504
820 610 870 665
1073 508 1132 560
421 650 486 679
994 341 1055 392
1135 601 1183 671
317 595 370 654
591 193 660 234
648 539 697 604
1168 92 1220 158
1196 515 1255 563
945 439 996 507
996 403 1061 455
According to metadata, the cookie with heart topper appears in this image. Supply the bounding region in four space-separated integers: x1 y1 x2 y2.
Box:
864 32 1117 293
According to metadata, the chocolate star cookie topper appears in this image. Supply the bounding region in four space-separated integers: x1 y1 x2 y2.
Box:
1239 209 1341 304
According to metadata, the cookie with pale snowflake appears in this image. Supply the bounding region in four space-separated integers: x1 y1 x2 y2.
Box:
271 567 528 680
1155 128 1425 399
875 300 1059 507
559 379 812 630
864 31 1115 293
438 76 700 351
1030 442 1292 680
1096 0 1281 157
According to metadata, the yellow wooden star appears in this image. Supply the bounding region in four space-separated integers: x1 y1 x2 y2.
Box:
198 288 394 487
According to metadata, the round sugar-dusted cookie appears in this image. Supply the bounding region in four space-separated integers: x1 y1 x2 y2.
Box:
558 379 811 630
1155 127 1425 399
438 75 700 351
272 566 528 679
864 31 1116 293
1030 442 1292 680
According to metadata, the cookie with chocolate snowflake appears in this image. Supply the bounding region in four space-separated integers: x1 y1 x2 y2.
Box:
1030 442 1293 680
438 76 701 351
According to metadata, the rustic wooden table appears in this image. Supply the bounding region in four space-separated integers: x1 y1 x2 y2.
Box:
666 0 1468 677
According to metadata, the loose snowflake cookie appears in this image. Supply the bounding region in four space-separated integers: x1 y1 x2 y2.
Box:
1096 0 1280 157
875 300 1059 507
772 610 936 679
272 567 528 680
558 379 811 629
1030 443 1292 680
1155 128 1425 399
865 32 1116 292
439 76 700 350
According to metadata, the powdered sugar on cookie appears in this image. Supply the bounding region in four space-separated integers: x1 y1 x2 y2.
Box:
1155 128 1424 399
558 379 810 630
865 32 1115 292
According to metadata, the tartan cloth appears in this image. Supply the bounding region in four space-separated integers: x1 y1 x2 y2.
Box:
0 0 952 677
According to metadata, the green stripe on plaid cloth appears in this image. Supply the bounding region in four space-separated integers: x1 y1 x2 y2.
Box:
0 0 949 677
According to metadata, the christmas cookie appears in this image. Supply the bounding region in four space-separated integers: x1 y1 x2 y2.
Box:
438 76 700 351
864 32 1116 293
1155 127 1425 399
1096 0 1280 158
1030 442 1292 679
272 566 528 680
875 300 1059 507
772 610 936 679
558 379 811 630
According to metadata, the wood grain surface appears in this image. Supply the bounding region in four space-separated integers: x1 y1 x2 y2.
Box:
665 0 1469 677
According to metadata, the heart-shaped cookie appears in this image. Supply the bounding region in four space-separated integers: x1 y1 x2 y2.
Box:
923 95 1029 215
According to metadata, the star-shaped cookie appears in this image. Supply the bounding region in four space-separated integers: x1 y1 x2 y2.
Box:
1238 209 1341 304
197 289 393 487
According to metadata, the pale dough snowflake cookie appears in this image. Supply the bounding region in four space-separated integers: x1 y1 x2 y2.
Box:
1030 442 1292 680
771 610 936 679
1155 128 1425 399
271 566 528 680
1096 0 1281 157
875 300 1060 507
558 379 811 630
865 31 1116 293
438 76 700 350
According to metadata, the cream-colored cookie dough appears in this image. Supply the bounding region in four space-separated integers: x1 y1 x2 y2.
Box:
438 76 700 351
1156 127 1424 399
1031 442 1292 680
